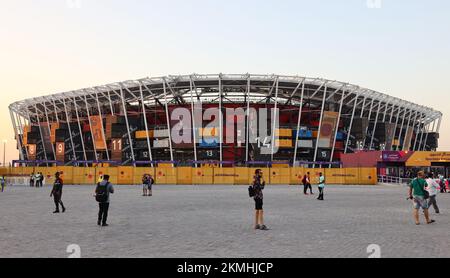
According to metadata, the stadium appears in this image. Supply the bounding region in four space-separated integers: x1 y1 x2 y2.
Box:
8 74 442 168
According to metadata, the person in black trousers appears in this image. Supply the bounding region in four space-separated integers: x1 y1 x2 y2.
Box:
302 172 313 195
50 172 66 213
95 175 114 227
252 169 268 230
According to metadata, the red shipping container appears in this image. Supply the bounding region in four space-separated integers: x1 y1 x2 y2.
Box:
83 123 91 133
334 142 344 150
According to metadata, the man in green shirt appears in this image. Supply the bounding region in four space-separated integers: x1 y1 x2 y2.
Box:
408 171 435 225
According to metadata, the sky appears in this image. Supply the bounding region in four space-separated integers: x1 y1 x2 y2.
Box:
0 0 449 164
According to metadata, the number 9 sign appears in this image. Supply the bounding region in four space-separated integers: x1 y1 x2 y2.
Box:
56 143 65 154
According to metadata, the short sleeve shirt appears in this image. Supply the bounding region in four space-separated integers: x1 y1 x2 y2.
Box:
410 178 426 197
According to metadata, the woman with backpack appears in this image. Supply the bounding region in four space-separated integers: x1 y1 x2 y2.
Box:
250 169 268 231
95 175 114 227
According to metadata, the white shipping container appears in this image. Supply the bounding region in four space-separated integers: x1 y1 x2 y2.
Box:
297 140 313 148
153 139 170 148
153 129 170 138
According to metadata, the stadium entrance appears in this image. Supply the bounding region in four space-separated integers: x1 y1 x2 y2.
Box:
341 151 450 179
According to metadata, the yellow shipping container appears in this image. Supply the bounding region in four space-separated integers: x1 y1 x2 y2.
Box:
177 167 193 184
344 168 360 185
275 129 292 137
270 168 291 185
213 168 235 184
117 166 133 185
290 167 306 185
135 130 154 139
358 168 377 185
324 168 346 185
275 139 293 148
192 168 214 185
234 168 250 185
155 167 177 184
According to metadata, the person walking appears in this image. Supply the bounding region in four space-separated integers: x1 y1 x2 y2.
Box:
50 172 66 213
40 172 45 187
317 172 325 201
306 172 313 195
426 173 440 214
1 176 5 192
37 172 44 187
408 171 435 225
148 174 154 197
142 174 150 196
251 169 268 230
30 172 35 187
302 173 308 195
34 172 40 188
95 175 114 227
302 172 313 195
442 176 449 193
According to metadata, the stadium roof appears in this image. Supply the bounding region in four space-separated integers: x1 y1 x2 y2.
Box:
9 73 442 125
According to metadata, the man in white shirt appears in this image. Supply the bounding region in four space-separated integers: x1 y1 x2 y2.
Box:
426 174 440 214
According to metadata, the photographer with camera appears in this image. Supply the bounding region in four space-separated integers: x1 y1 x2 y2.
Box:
249 169 268 231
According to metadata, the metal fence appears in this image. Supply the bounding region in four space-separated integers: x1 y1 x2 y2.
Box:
378 175 412 185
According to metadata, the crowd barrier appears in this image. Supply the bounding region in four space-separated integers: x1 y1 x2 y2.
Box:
0 166 377 186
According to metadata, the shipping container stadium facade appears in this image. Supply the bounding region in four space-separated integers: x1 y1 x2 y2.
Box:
8 74 442 167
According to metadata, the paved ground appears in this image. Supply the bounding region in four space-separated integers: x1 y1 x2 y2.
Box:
0 183 449 258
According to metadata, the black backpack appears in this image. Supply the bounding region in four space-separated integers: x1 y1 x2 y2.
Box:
95 182 109 203
248 186 255 198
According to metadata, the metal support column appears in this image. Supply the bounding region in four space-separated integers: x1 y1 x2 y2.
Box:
139 85 153 165
73 98 88 165
422 122 433 151
330 89 346 167
34 104 49 163
9 109 25 161
345 92 360 154
391 107 403 151
162 80 174 165
16 112 29 160
108 92 115 115
397 108 409 151
84 95 98 161
293 82 305 167
418 119 426 152
63 98 77 162
313 84 327 168
370 100 382 151
413 113 423 151
120 87 136 164
189 76 198 166
44 105 56 160
95 92 110 161
219 75 223 165
245 76 251 162
271 78 279 162
363 99 375 149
